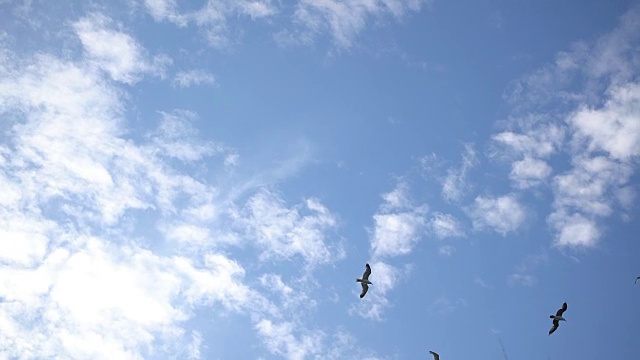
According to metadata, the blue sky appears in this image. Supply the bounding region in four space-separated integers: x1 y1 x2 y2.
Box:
0 0 639 359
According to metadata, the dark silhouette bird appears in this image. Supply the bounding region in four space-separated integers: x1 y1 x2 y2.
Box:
356 263 372 298
548 302 568 335
429 350 440 360
635 276 639 284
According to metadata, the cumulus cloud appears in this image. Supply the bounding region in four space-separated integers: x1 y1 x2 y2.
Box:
349 261 400 321
467 194 526 236
488 4 640 250
429 212 465 239
370 183 427 258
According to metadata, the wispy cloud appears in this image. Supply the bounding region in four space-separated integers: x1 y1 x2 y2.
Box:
0 16 347 358
281 0 429 48
232 189 343 265
438 245 456 257
428 296 467 316
441 143 478 202
143 0 278 48
73 13 170 84
173 69 216 88
508 251 547 287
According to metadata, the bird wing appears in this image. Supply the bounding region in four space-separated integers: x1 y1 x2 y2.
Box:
429 350 440 360
549 320 559 335
360 283 369 298
556 302 567 316
636 276 640 284
362 263 371 280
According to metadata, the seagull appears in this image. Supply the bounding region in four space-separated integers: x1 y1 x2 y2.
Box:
429 350 440 360
356 263 372 298
635 276 640 284
548 302 568 335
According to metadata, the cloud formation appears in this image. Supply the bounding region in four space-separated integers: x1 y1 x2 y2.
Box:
467 194 526 236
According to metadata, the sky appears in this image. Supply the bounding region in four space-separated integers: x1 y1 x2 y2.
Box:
0 0 639 359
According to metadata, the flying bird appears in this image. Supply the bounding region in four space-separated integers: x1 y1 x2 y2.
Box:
635 276 640 284
429 350 440 360
548 302 568 335
356 263 372 298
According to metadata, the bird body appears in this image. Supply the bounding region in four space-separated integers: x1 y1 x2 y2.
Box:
548 302 568 335
357 263 372 298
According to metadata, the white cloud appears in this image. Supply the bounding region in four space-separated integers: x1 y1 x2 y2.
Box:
507 273 536 287
0 236 258 359
507 252 547 286
494 4 640 250
143 0 277 48
429 212 464 239
288 0 428 48
0 26 271 358
255 319 323 360
473 276 488 288
380 180 412 210
441 143 478 202
548 211 600 248
467 194 526 236
370 182 427 258
569 83 640 161
371 211 426 258
233 189 342 265
349 261 399 321
173 69 216 88
73 13 170 84
149 109 231 162
510 157 553 189
438 245 455 257
492 122 565 160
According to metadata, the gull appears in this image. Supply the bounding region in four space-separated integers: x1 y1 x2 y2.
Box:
635 276 640 284
548 302 567 335
356 263 372 298
429 350 440 360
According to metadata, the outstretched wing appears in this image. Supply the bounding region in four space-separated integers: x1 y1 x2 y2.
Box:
362 263 371 280
556 302 567 316
360 283 369 298
548 319 559 335
635 276 640 284
429 350 440 360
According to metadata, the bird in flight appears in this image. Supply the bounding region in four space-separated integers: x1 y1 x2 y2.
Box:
429 350 440 360
356 263 372 298
548 302 568 335
635 276 639 284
